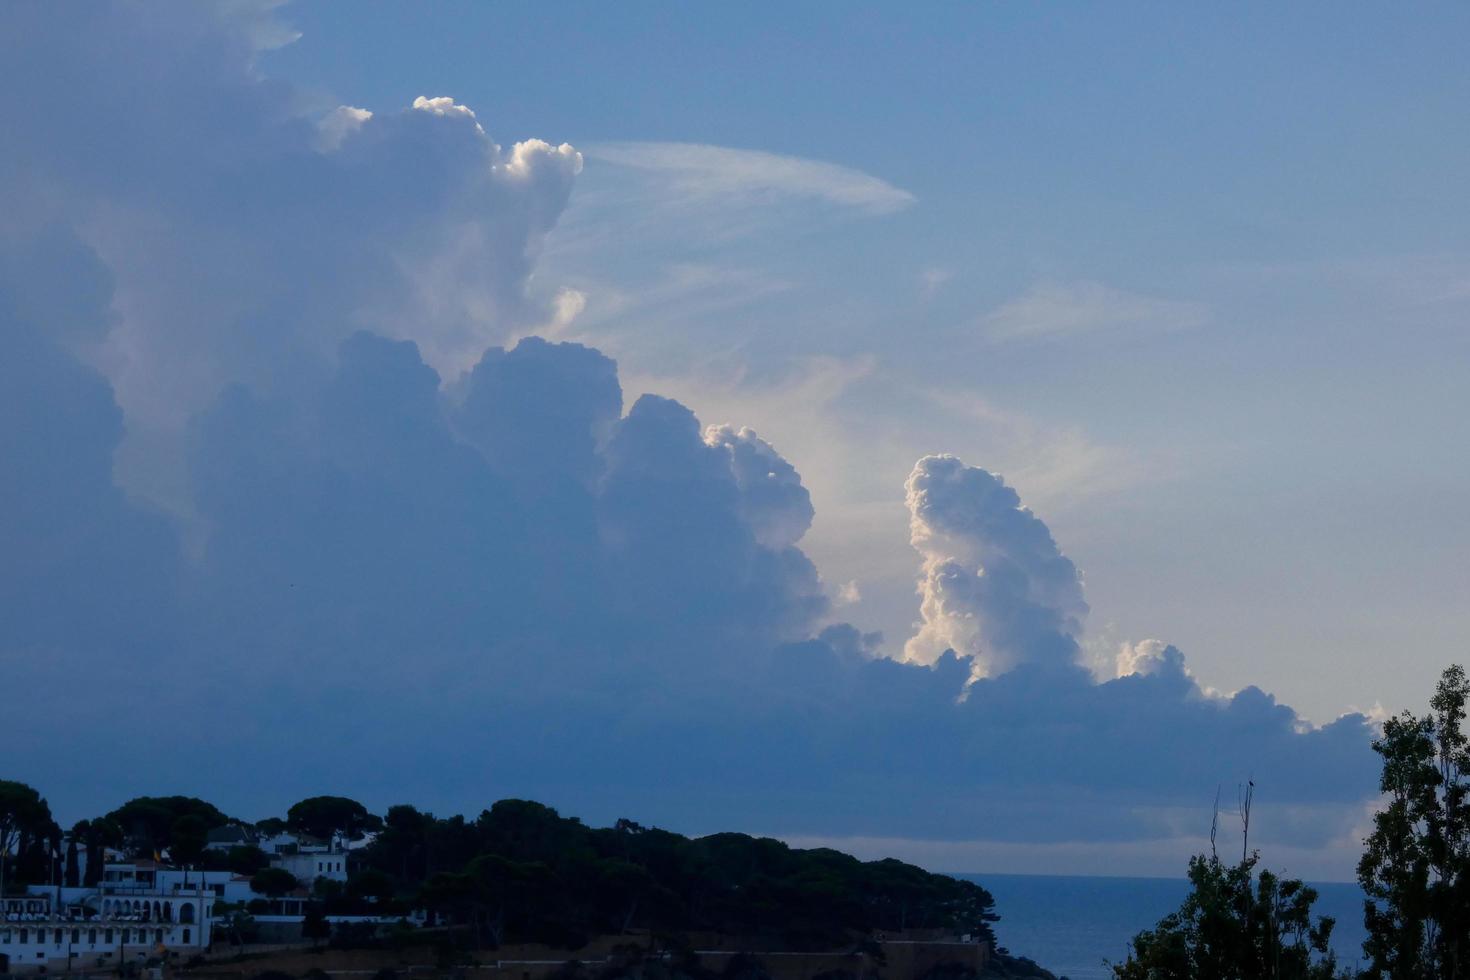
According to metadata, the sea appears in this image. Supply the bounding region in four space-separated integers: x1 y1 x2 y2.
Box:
953 873 1370 980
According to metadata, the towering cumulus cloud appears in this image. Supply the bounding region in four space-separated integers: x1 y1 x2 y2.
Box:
0 0 1380 877
903 455 1088 674
0 0 581 514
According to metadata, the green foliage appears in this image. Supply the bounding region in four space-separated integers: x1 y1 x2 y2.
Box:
0 780 56 891
221 908 259 945
314 876 345 900
1358 663 1470 979
286 796 382 843
1111 852 1340 980
360 799 998 950
170 813 210 865
64 828 80 887
75 817 121 886
251 866 299 898
347 867 396 903
302 905 332 944
105 796 232 855
199 842 249 873
221 845 272 875
18 784 1002 959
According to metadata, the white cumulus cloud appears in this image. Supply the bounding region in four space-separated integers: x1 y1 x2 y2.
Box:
903 454 1089 675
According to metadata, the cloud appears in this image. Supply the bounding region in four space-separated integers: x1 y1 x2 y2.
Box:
917 388 1146 512
981 280 1206 344
538 145 913 353
704 424 816 551
0 0 1381 879
919 267 953 302
903 456 1088 675
588 142 916 215
1115 638 1187 679
0 0 582 521
454 335 623 490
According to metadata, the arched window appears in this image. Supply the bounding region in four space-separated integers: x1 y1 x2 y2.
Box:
178 904 195 925
163 902 172 922
89 929 98 945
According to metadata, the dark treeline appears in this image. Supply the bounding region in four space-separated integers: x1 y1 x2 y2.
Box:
0 789 999 955
367 802 998 950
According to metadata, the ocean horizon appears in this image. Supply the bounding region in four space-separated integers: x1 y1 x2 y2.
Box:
954 872 1370 980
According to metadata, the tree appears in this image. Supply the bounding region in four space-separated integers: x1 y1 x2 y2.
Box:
287 796 382 844
592 858 658 933
78 817 121 886
219 907 259 945
0 780 53 895
255 817 288 837
65 824 82 887
216 845 270 875
170 814 210 865
302 905 332 945
46 822 62 886
347 867 396 903
364 805 432 885
106 797 231 855
419 870 482 945
313 877 345 901
1113 851 1340 980
1359 664 1470 979
251 867 299 898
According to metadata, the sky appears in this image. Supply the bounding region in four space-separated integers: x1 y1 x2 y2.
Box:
3 1 1468 881
257 0 1470 723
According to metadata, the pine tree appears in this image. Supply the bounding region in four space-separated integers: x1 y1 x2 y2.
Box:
1358 664 1470 979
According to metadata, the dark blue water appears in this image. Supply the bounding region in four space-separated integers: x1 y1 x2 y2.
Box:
954 873 1370 980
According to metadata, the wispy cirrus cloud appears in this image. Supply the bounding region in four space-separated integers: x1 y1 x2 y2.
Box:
587 141 916 215
981 280 1207 344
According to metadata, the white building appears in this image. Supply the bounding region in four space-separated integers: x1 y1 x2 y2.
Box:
155 868 257 904
257 832 349 888
0 868 214 975
0 827 374 972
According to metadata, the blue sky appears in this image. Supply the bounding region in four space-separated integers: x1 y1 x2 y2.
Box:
263 0 1470 722
4 1 1469 879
